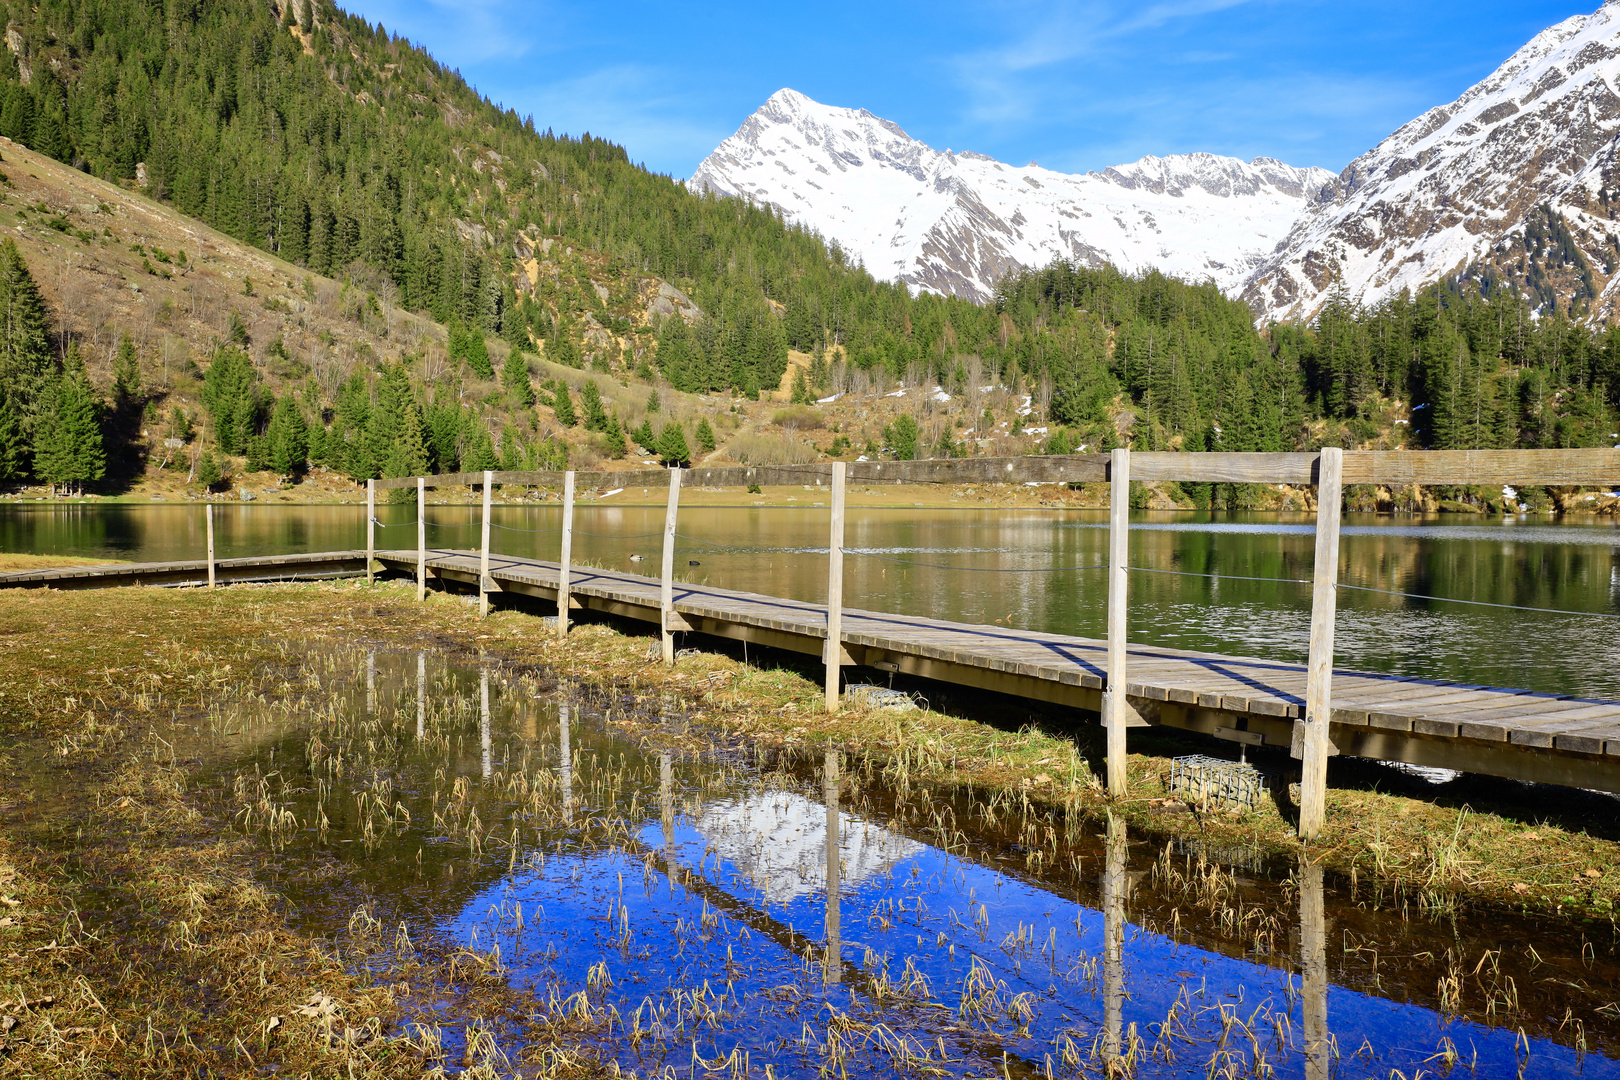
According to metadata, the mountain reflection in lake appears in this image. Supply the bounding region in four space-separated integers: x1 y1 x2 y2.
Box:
178 644 1620 1077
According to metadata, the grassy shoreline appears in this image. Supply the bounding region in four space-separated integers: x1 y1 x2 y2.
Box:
1 579 1616 1074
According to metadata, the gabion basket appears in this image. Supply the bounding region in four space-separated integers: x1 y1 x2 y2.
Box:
1170 754 1264 812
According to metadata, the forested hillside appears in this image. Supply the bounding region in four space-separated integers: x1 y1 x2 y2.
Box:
0 0 1614 506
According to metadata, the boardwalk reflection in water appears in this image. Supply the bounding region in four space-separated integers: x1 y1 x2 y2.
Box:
178 645 1619 1077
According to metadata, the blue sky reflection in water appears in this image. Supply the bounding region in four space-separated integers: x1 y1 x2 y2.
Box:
448 772 1613 1077
206 646 1620 1077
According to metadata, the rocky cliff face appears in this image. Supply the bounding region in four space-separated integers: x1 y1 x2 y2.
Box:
1242 0 1620 322
689 89 1335 303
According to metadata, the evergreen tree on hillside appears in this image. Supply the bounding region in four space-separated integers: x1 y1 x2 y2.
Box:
0 238 52 457
501 347 533 405
111 336 141 408
384 403 429 498
695 417 716 454
656 422 690 467
0 395 23 481
579 380 608 431
201 347 262 454
265 395 309 476
463 425 497 472
551 381 577 427
33 344 104 494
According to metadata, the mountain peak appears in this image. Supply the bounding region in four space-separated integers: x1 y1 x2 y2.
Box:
691 89 1327 302
1242 0 1620 322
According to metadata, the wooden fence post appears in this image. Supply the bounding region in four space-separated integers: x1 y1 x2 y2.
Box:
206 504 216 590
416 476 426 601
1298 447 1343 840
479 469 493 619
557 470 575 639
660 468 683 665
366 478 375 585
825 461 847 712
1104 447 1131 797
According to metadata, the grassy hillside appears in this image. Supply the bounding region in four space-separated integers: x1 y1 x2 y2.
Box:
0 0 1612 512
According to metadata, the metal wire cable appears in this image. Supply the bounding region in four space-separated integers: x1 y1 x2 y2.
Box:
856 550 1109 573
1127 565 1311 586
569 529 666 539
1336 581 1620 619
368 517 421 528
1127 562 1620 619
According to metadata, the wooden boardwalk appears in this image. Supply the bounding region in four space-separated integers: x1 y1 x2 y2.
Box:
0 550 369 590
379 547 1620 795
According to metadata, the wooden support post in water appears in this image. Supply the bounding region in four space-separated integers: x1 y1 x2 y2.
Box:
824 461 847 712
366 478 375 584
557 471 575 639
1298 447 1343 840
479 470 493 619
1104 447 1131 797
205 504 216 590
416 476 426 601
660 468 682 666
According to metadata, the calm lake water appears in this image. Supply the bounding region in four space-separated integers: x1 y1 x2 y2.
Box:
153 645 1617 1076
4 503 1619 698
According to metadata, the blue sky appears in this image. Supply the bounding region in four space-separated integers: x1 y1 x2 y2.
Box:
347 0 1592 179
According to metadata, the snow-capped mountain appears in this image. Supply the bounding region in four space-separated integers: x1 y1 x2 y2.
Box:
1244 1 1620 322
689 89 1336 303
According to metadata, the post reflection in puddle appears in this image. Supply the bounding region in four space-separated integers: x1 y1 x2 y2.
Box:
415 651 425 740
1301 857 1329 1080
558 701 573 823
824 747 841 986
659 750 674 851
478 667 491 780
1101 812 1126 1064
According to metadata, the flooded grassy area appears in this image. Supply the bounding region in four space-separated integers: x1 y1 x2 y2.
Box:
2 580 1620 1077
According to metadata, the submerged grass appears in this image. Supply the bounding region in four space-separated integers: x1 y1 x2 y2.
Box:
1 576 1618 1076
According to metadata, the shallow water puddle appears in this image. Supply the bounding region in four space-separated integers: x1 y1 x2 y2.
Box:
181 644 1620 1077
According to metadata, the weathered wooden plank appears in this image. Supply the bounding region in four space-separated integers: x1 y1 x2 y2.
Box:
1343 448 1620 486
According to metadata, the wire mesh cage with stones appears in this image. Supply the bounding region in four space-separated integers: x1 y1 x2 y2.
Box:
1170 754 1265 812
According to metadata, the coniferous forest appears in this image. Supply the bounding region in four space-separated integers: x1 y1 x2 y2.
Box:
0 0 1614 500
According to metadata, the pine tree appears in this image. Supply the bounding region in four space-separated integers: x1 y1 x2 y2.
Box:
656 422 690 467
601 415 626 458
501 348 533 405
112 336 142 408
580 380 608 431
34 345 105 495
196 447 222 489
463 425 498 471
631 418 656 450
0 238 52 456
695 417 716 454
884 415 919 460
551 381 577 427
0 393 23 481
265 395 309 476
201 347 262 454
